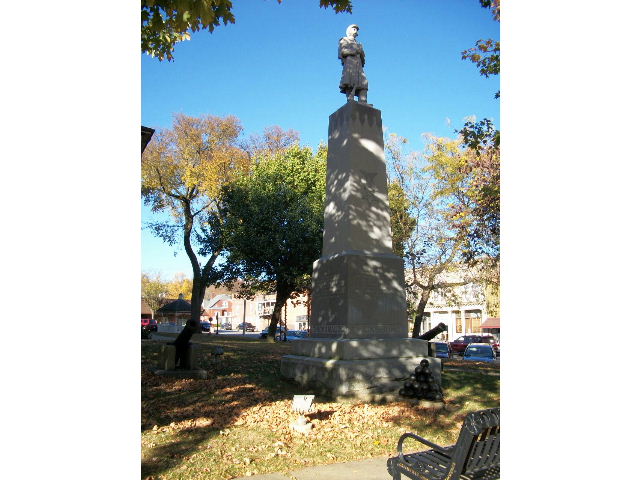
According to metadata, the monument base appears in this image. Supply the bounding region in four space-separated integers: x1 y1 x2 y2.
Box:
281 338 440 400
310 252 408 338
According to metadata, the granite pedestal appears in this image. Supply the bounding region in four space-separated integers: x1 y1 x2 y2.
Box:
154 343 207 379
281 102 439 399
281 338 439 399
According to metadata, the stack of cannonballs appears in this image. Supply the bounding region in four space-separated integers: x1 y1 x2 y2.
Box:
399 359 443 401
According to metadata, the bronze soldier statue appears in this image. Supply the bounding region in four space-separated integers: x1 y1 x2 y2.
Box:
338 24 368 103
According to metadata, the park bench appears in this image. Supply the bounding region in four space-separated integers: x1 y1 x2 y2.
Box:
387 407 499 480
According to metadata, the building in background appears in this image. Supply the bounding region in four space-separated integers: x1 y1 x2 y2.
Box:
154 293 192 333
201 285 310 332
408 267 495 342
480 316 500 339
141 300 153 321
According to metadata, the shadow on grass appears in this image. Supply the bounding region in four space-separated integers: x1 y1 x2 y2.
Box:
442 369 500 407
141 337 500 478
381 369 500 436
141 337 301 478
307 410 336 421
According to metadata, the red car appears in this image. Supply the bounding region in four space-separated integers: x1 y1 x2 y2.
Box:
449 335 499 355
141 318 158 332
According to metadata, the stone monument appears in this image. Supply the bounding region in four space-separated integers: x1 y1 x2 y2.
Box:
281 26 439 399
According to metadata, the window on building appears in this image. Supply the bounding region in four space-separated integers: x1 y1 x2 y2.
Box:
455 311 462 333
296 315 308 330
466 310 482 333
221 301 228 308
258 301 276 316
421 313 431 334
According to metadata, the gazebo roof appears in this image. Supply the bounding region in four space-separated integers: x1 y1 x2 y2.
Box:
157 296 192 314
141 299 153 315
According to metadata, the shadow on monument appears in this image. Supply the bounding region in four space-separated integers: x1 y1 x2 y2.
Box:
322 110 394 258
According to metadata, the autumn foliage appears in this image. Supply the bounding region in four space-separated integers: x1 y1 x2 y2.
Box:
141 336 499 479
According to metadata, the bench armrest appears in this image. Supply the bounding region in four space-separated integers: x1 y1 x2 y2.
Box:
397 432 451 464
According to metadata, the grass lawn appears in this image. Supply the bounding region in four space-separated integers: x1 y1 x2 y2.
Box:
141 334 499 480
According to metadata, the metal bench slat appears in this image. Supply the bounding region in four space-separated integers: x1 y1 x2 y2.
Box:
391 408 499 480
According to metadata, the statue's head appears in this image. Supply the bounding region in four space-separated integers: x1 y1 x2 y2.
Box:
346 24 359 38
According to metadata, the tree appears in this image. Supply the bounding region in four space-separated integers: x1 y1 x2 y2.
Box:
220 145 326 342
142 0 354 61
388 134 485 338
458 2 500 269
462 0 500 98
242 125 300 161
141 272 169 315
166 273 194 300
455 119 500 265
388 179 416 257
142 113 250 339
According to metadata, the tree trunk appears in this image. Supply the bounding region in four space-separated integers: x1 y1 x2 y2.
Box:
266 282 292 343
190 275 207 324
411 288 431 338
170 201 216 365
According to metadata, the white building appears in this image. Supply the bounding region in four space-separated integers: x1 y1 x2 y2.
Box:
409 268 496 342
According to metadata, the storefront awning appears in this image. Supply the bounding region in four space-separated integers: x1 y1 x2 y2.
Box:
481 317 500 329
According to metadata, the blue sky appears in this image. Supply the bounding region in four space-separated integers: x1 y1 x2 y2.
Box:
142 0 500 280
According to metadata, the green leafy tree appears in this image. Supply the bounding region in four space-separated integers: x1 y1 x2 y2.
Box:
142 113 250 335
220 145 326 342
142 0 354 61
388 180 416 257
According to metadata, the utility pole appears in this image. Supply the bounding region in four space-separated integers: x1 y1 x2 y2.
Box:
242 298 246 335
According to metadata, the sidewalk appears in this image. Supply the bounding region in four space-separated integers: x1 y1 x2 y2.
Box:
233 456 393 480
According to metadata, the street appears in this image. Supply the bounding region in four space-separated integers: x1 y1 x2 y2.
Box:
200 329 261 339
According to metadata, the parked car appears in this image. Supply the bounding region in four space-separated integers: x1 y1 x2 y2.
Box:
141 318 157 332
237 322 256 332
200 321 211 333
141 325 152 339
449 335 499 355
462 343 497 362
221 322 232 330
433 342 451 359
260 326 284 339
284 330 308 341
